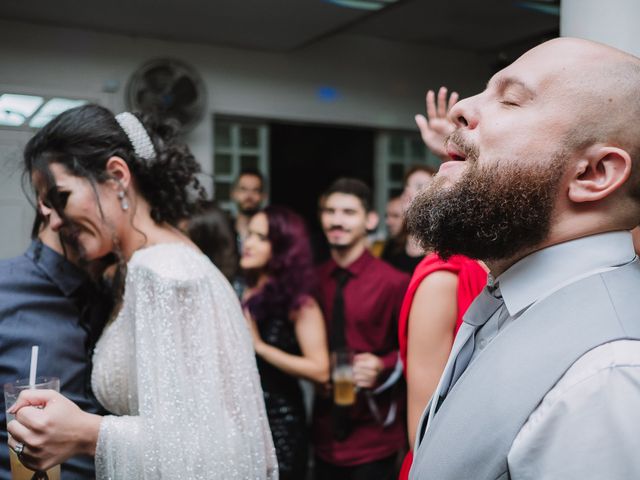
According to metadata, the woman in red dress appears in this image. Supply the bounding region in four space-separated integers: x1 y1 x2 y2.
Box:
397 254 486 479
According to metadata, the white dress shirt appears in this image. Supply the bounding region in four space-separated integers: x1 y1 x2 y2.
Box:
480 231 640 479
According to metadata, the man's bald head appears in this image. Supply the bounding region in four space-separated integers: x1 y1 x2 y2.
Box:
566 51 640 201
407 37 640 267
523 38 640 200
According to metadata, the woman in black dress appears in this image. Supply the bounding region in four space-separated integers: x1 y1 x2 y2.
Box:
241 205 330 480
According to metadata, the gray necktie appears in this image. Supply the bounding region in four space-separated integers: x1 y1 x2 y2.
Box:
417 286 508 442
434 286 506 414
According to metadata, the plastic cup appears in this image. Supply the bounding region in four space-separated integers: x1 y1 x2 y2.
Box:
4 377 61 480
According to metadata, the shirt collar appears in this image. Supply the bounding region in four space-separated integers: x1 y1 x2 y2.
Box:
498 231 635 316
25 239 87 297
329 249 374 278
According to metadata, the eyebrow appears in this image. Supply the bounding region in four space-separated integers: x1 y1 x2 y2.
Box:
487 76 536 98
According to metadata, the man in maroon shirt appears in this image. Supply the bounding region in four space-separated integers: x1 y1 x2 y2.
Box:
313 178 410 480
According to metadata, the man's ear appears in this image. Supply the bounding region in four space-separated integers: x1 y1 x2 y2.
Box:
104 156 132 191
567 145 632 203
366 211 379 231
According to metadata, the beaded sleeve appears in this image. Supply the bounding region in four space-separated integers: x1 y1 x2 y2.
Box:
92 245 277 479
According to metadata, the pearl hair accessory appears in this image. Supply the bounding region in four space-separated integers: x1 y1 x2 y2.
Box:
114 112 156 160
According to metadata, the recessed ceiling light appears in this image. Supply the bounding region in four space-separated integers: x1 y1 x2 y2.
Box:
325 0 398 11
0 94 44 127
29 98 87 128
0 93 89 129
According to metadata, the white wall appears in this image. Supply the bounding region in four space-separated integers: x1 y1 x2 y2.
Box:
561 0 640 57
0 19 490 177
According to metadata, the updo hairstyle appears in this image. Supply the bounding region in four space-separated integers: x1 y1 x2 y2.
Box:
23 103 205 225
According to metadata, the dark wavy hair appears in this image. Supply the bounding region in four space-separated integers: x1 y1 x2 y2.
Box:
23 104 206 298
244 206 317 323
23 103 205 226
187 201 238 281
323 177 373 212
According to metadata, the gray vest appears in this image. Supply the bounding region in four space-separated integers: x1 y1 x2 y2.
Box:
410 260 640 480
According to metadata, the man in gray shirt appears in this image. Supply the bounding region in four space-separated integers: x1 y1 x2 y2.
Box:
407 37 640 479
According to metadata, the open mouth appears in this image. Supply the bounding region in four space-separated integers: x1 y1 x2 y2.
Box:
446 143 467 162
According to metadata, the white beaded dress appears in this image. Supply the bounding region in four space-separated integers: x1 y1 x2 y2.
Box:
91 243 277 479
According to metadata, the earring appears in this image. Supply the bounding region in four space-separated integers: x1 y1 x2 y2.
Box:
118 190 129 211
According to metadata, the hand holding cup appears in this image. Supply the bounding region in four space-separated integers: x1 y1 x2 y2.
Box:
7 388 101 473
353 353 383 389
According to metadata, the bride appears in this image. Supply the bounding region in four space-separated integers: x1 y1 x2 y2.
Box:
7 104 277 479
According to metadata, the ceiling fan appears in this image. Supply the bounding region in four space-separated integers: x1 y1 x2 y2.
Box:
125 58 207 134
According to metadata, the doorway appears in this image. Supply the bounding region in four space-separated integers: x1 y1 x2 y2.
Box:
269 121 375 263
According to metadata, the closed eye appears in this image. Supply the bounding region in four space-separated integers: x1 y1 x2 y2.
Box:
500 100 520 107
43 189 70 210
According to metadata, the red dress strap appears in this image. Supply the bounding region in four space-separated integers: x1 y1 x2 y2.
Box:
398 254 463 367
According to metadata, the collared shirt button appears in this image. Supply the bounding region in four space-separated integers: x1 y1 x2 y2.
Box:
478 338 487 349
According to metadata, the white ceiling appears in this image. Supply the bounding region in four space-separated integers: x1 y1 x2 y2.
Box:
0 0 558 55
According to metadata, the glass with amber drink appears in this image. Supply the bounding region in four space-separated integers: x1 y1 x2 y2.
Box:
332 350 356 406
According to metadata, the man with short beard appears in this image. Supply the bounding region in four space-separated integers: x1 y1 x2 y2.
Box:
231 168 266 247
408 37 640 479
313 178 409 480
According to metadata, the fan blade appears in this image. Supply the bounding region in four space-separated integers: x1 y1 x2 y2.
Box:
170 75 198 106
142 65 175 94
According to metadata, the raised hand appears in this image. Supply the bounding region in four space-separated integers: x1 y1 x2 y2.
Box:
415 86 459 161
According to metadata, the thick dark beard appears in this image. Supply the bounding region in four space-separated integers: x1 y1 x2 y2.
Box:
406 155 565 262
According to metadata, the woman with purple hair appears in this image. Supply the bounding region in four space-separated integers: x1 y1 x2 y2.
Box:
241 205 330 480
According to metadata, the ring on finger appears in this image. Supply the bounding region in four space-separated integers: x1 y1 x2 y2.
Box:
13 441 24 458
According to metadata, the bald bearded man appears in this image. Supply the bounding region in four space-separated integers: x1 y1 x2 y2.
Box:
408 37 640 479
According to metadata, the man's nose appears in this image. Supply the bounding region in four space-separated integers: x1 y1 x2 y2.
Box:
48 209 64 231
330 212 345 224
449 94 479 130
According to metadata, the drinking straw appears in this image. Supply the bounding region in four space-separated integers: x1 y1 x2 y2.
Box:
29 345 38 387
